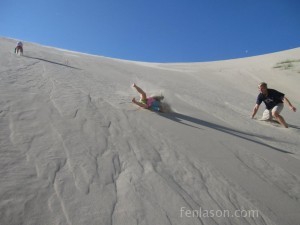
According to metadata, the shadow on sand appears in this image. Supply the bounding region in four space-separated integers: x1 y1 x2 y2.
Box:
161 112 294 155
23 55 81 70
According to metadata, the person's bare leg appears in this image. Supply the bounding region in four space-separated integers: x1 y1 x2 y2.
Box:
132 83 147 100
273 112 288 128
132 98 148 109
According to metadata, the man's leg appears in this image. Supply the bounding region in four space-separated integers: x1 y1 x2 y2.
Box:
272 104 288 128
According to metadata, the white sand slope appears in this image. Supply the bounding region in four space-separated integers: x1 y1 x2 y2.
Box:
0 37 299 225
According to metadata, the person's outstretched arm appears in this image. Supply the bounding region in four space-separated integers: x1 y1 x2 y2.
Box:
132 98 148 109
284 97 297 112
251 104 260 119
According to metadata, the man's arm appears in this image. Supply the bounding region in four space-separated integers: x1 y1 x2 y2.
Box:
283 97 297 112
251 104 260 119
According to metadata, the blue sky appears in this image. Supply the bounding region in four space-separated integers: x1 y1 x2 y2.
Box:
1 0 300 62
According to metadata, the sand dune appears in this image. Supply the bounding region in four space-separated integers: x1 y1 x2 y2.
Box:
0 37 299 225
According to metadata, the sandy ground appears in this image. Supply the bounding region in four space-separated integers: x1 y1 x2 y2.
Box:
1 37 300 225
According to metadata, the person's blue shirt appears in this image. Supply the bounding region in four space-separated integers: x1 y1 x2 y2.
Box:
256 89 284 110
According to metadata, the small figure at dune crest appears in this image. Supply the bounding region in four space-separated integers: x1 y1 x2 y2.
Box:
15 41 23 55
